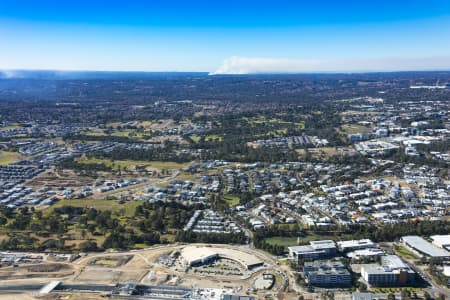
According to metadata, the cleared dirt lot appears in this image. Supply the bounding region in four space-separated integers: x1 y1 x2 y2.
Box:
0 263 74 281
0 293 37 300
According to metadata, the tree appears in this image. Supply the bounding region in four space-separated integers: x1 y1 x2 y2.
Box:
400 289 410 300
357 282 367 292
79 241 98 252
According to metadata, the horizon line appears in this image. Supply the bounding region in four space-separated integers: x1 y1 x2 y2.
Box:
2 68 450 77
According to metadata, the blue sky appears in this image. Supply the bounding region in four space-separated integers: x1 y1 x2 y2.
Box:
1 0 450 73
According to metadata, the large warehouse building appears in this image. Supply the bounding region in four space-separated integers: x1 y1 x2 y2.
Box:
402 236 450 259
430 235 450 251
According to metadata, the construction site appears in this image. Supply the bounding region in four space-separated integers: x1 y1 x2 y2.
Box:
0 244 292 300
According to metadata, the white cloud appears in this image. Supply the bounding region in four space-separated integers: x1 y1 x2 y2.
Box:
210 56 450 74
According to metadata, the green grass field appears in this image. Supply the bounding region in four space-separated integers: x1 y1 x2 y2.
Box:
189 135 201 143
394 245 418 259
84 129 148 140
0 124 22 130
189 134 223 142
264 237 299 247
176 172 197 181
339 124 371 134
268 118 305 130
78 157 190 170
243 116 266 125
0 151 23 165
49 199 142 217
244 116 305 130
205 134 223 141
263 129 289 137
145 161 190 169
94 259 119 266
223 194 240 207
133 243 150 249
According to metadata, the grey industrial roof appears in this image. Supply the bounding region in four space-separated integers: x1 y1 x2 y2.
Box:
289 245 315 252
402 236 450 258
310 240 336 249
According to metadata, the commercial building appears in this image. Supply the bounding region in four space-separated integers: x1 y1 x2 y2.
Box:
346 248 384 260
430 235 450 250
303 260 351 287
180 246 264 270
337 239 375 252
288 245 325 261
288 240 336 261
309 240 338 256
402 236 450 259
361 255 416 286
181 247 218 266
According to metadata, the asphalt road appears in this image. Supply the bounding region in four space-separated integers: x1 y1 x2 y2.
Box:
404 257 450 298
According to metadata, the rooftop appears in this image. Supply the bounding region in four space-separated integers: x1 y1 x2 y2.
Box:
381 255 408 269
337 239 375 249
288 245 320 253
347 248 384 258
362 255 414 275
310 240 336 250
430 235 450 247
181 246 217 264
402 236 450 258
181 246 263 268
304 260 350 276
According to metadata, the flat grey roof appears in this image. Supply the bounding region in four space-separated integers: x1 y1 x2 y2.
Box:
337 239 374 248
431 235 450 246
288 245 317 253
381 255 408 269
310 240 336 249
402 236 450 257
